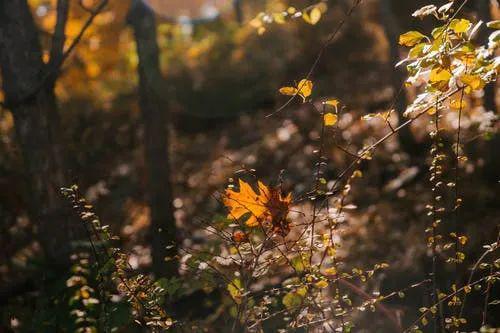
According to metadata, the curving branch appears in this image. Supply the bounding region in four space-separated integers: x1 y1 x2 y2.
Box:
47 0 69 81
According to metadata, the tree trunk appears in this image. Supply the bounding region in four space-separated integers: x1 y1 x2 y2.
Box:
477 0 497 113
127 0 178 278
379 0 425 157
233 0 244 25
0 0 74 266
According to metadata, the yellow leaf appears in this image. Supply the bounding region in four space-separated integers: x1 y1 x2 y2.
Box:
352 170 363 178
399 31 426 47
324 113 338 126
323 99 339 107
460 74 483 92
427 107 437 115
279 86 298 96
302 6 322 25
273 12 286 24
287 6 297 14
86 62 101 78
249 14 263 28
315 280 329 289
296 79 313 100
429 67 452 82
308 7 322 25
302 11 311 24
279 79 313 102
257 26 266 35
296 286 308 297
316 2 328 13
324 267 337 275
450 19 471 34
450 99 468 109
409 43 426 58
227 279 243 304
80 288 90 299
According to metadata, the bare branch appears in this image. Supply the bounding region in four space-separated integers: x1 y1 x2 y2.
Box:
48 0 70 77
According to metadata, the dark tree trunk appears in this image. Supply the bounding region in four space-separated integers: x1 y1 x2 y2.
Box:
233 0 244 25
477 0 497 113
379 0 425 157
0 0 74 266
127 0 178 278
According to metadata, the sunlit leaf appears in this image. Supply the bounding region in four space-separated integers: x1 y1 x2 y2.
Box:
450 99 467 109
273 13 286 24
460 74 484 92
224 179 292 232
324 267 337 275
399 31 426 47
303 7 321 25
279 79 313 102
409 43 426 58
438 2 453 14
324 113 338 126
309 7 322 25
323 99 340 107
227 278 243 304
450 19 471 34
412 5 437 19
279 86 298 96
429 67 452 82
297 79 313 100
315 280 329 289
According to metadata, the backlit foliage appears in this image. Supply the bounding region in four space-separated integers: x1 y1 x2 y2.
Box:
62 186 174 331
176 1 500 332
14 0 497 332
224 179 292 233
249 2 328 34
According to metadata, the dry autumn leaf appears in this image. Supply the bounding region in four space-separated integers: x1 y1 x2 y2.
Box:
224 179 292 235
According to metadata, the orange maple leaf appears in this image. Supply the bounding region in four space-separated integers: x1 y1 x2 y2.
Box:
224 179 292 234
